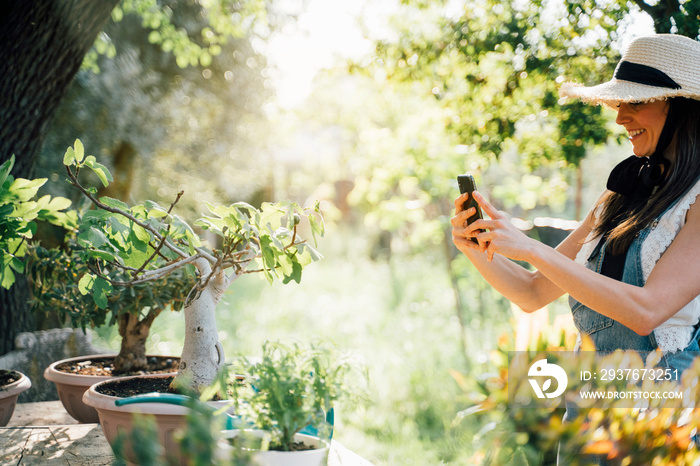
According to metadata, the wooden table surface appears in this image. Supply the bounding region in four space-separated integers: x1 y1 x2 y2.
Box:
0 401 375 465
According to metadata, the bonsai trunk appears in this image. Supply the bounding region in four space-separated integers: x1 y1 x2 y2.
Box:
170 259 229 393
114 308 161 374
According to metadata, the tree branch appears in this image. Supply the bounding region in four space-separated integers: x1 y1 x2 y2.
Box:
132 224 171 278
66 165 219 266
66 165 189 259
88 254 200 286
139 255 201 281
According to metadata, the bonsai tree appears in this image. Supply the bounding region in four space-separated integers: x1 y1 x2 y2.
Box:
62 140 324 393
226 340 360 452
28 238 196 374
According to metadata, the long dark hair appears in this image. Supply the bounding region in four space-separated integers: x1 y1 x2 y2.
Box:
593 97 700 255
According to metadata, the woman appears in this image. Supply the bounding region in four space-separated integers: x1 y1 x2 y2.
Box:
453 33 700 364
452 33 700 459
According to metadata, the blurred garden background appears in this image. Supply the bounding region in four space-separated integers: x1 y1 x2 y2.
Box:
3 0 700 464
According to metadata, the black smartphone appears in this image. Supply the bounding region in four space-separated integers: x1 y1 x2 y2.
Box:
457 174 483 243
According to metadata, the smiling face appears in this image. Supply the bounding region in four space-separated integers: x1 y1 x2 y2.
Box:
615 100 670 158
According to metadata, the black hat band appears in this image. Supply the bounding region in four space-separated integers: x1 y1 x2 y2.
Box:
614 61 681 90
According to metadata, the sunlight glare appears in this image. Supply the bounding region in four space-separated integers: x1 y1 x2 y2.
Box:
266 0 395 109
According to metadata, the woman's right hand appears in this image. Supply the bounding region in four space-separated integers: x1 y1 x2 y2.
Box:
451 192 485 254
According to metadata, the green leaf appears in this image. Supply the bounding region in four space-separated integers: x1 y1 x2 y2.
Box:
194 217 222 233
63 146 76 166
131 224 151 243
78 273 95 295
83 209 113 221
276 253 294 277
0 252 17 289
92 277 113 309
107 216 131 238
10 178 47 201
12 201 40 222
87 161 113 187
88 227 110 248
0 267 15 289
9 256 24 274
185 228 201 249
296 243 323 265
99 196 130 212
74 139 85 162
282 260 303 285
0 155 15 189
308 213 325 245
148 208 168 219
18 221 37 240
259 236 277 272
121 230 150 268
0 204 14 218
41 195 72 212
90 250 117 262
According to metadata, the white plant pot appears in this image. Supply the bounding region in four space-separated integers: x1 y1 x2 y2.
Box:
218 429 330 466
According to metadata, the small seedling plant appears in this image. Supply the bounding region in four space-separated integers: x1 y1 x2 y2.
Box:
228 341 356 452
63 140 324 393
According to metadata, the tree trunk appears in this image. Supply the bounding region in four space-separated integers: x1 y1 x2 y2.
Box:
0 276 32 356
0 0 119 174
114 308 162 374
99 141 137 201
171 260 228 393
0 0 118 357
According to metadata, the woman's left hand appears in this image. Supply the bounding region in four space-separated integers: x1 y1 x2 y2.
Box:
465 191 539 262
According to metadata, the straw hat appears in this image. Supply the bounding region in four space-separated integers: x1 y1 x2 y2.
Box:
560 34 700 107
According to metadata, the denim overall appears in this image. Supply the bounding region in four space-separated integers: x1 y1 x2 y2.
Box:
559 201 700 465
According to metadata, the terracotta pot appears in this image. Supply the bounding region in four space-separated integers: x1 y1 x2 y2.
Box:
44 354 178 423
0 370 32 427
218 429 330 466
83 374 233 464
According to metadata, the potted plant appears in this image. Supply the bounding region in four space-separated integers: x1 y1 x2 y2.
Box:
0 369 32 426
218 340 360 465
59 140 324 455
0 155 74 421
116 340 364 465
31 237 195 423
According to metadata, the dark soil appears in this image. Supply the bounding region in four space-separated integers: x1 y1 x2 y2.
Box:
95 375 177 397
228 436 318 452
55 356 179 377
0 370 20 390
272 440 318 452
95 375 230 401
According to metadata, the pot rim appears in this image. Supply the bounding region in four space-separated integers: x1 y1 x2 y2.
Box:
44 354 179 386
219 429 330 454
82 373 233 415
0 370 32 398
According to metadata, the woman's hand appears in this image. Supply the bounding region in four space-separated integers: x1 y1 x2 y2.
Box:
451 192 485 255
452 191 538 262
